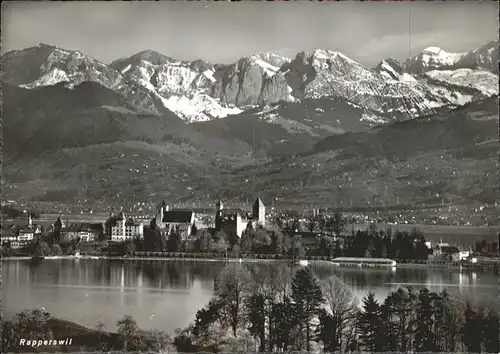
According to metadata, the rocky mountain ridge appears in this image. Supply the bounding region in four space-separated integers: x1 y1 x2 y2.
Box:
2 40 498 124
403 40 499 74
2 33 498 212
374 40 499 106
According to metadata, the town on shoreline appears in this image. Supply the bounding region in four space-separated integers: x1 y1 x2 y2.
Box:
2 199 499 271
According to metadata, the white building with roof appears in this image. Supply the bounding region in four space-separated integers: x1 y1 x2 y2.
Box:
106 212 144 241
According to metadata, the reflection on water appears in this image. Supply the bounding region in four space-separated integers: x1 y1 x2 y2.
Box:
2 259 499 333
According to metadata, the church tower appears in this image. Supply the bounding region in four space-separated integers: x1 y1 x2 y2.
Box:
215 200 223 230
252 197 265 226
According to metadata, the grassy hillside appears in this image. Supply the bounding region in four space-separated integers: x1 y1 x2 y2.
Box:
184 97 499 208
194 97 372 157
2 83 253 205
3 82 498 211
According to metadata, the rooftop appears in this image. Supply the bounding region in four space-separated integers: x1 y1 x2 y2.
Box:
163 210 194 223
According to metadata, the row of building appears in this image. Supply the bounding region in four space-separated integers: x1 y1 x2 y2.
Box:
2 213 107 249
106 197 266 242
2 198 268 247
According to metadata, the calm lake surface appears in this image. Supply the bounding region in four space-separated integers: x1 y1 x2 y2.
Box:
3 259 499 334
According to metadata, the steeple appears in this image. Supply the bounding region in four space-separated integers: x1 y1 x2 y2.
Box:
253 197 264 208
252 197 266 226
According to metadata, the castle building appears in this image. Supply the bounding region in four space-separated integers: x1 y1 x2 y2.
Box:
215 197 266 238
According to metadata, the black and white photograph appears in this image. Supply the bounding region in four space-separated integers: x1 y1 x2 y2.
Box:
1 1 499 353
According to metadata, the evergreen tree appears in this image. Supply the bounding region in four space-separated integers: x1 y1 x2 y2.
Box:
270 229 286 255
482 308 500 353
246 293 266 351
199 230 212 252
415 236 429 260
239 229 254 254
462 302 484 353
381 301 398 351
383 287 418 352
356 292 385 352
167 231 181 252
192 299 222 345
414 288 437 352
435 290 465 352
380 241 388 258
270 295 295 351
317 309 342 353
116 315 139 351
291 267 324 351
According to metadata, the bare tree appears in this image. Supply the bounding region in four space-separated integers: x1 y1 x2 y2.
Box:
319 275 359 352
245 262 296 351
215 264 252 336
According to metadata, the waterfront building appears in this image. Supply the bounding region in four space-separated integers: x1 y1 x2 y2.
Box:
106 212 144 241
214 197 267 238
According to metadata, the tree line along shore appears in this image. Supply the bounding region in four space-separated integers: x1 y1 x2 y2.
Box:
4 219 499 275
5 221 497 259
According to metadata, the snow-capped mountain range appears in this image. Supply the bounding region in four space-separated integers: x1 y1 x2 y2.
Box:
2 40 498 123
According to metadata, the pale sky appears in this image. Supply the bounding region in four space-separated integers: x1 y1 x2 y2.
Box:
1 1 498 66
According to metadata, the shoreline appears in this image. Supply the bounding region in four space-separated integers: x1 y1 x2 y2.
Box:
2 255 497 271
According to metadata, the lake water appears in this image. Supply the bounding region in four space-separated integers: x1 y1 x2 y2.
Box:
2 259 499 334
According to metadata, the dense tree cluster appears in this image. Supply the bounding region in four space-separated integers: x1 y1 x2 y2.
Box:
344 226 430 260
173 264 499 353
2 264 498 353
140 213 431 262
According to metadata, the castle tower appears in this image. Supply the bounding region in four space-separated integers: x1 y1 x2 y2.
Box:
155 202 166 229
253 197 265 226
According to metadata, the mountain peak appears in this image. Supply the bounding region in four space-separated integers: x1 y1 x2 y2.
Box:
111 49 175 70
129 50 174 65
307 49 360 66
404 46 467 74
422 46 445 54
250 52 290 67
37 43 57 49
